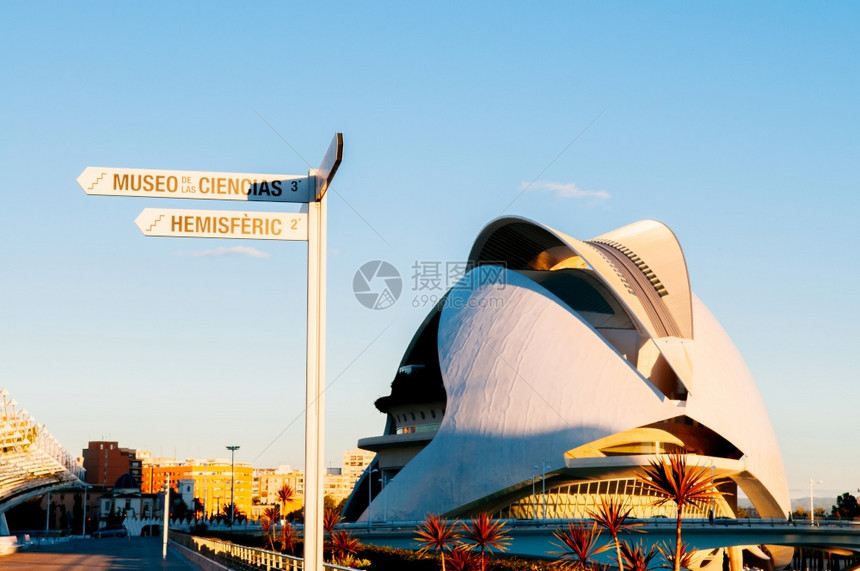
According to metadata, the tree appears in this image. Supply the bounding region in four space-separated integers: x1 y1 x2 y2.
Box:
260 507 280 549
323 506 342 533
330 530 360 563
657 541 694 571
447 549 476 571
415 513 460 571
459 512 511 571
192 498 205 521
277 484 297 521
323 506 344 562
324 494 339 512
220 503 245 523
260 509 277 550
171 495 191 521
588 497 643 571
831 493 860 520
619 541 660 571
279 521 298 555
552 522 610 570
636 453 722 571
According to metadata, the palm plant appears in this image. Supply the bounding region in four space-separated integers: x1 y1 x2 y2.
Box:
656 541 694 571
552 522 610 570
277 484 296 521
220 502 244 523
447 548 476 571
279 520 298 554
260 515 275 550
459 512 511 571
330 530 360 563
619 541 660 571
323 506 342 533
323 506 344 562
636 453 722 571
261 506 279 549
588 497 643 571
415 513 460 571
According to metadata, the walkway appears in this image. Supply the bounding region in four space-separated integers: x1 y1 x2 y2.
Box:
0 536 196 570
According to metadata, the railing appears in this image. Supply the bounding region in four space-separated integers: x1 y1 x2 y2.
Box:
169 532 359 571
341 516 860 533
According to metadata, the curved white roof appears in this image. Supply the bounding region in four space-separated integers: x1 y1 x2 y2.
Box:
364 218 789 522
0 389 84 510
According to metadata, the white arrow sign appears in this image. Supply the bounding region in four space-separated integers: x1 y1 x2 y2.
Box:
79 167 311 202
313 133 343 201
135 208 308 241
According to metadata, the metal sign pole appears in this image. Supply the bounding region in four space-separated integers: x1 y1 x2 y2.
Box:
304 192 327 571
303 133 340 571
163 474 170 559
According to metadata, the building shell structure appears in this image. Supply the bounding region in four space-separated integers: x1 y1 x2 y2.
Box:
343 217 791 567
0 388 84 537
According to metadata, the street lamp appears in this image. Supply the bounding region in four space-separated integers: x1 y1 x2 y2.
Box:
81 484 92 536
226 445 240 527
367 467 378 529
533 461 551 520
531 472 538 520
45 491 51 538
383 476 395 523
810 477 823 525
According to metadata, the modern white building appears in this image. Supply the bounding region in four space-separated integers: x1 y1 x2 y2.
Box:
343 217 791 568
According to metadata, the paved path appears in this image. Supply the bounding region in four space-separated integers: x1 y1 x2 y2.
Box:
0 536 198 570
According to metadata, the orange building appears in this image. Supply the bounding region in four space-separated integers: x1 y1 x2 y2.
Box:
140 458 254 518
82 441 142 487
258 467 305 508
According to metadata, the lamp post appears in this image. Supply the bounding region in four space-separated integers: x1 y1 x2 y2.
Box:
809 477 823 525
226 445 240 527
383 476 394 523
531 472 538 520
534 461 551 520
367 467 378 529
163 475 170 560
81 484 91 536
45 491 51 538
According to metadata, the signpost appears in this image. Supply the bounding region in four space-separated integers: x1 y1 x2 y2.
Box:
303 132 341 571
78 167 311 202
80 133 343 571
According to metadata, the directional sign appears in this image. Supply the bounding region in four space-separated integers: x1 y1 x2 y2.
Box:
135 208 308 241
313 133 343 201
79 167 311 202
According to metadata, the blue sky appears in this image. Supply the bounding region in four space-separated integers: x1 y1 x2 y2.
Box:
1 2 858 499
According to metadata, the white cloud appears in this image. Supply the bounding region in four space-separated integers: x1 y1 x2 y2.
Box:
184 246 271 259
524 181 611 203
